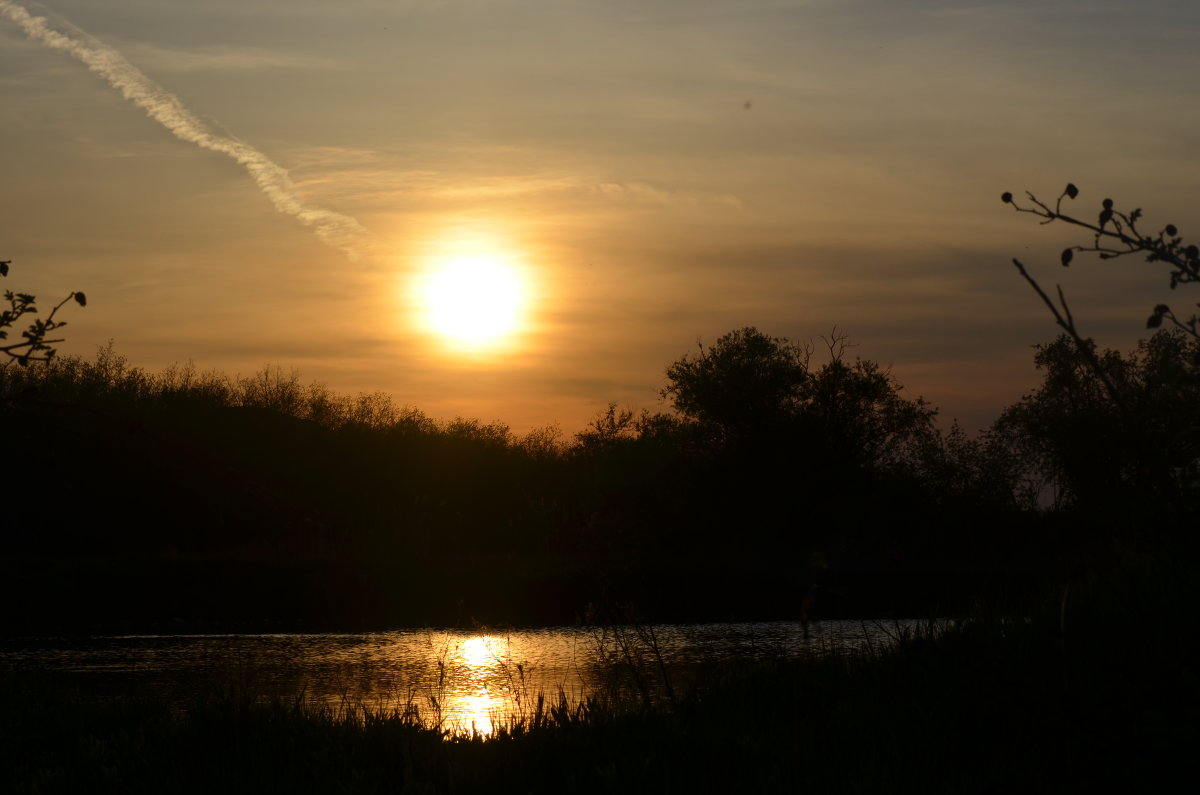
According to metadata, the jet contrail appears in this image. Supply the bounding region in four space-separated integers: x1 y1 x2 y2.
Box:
0 1 367 258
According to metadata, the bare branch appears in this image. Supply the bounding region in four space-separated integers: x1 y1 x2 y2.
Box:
1004 186 1200 325
1010 258 1128 415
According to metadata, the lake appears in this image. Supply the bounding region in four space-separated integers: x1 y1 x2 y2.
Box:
1 620 930 736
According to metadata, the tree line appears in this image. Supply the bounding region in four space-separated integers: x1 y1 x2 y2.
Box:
2 183 1196 631
4 319 1193 632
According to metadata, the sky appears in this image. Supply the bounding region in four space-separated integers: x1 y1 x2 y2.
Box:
4 0 1200 435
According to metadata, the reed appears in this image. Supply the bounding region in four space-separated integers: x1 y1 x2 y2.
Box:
5 597 1188 795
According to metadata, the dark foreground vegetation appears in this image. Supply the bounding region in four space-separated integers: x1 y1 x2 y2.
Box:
3 554 1194 794
2 184 1197 790
2 323 1196 632
2 328 1195 790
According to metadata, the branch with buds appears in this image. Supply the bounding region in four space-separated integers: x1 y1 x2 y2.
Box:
1002 185 1200 339
0 259 87 366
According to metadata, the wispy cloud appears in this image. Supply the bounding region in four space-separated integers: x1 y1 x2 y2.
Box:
595 181 743 208
0 1 367 258
121 42 345 73
282 159 745 211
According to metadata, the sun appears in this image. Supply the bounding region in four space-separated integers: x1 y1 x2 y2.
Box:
418 256 525 349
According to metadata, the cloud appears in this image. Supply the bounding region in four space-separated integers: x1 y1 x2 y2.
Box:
0 0 367 259
595 181 743 208
120 42 345 73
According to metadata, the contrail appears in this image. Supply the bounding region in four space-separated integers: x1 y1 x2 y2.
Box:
0 1 367 258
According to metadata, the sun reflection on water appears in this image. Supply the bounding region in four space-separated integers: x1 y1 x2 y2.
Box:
436 635 523 737
1 622 936 741
459 636 495 670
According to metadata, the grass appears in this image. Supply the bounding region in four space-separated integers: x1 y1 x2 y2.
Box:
2 530 1194 793
3 594 1194 794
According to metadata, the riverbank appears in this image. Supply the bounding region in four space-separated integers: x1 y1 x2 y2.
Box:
4 580 1193 793
3 346 1195 789
1 549 1039 637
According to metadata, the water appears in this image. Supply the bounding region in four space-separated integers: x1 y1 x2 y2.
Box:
1 620 928 736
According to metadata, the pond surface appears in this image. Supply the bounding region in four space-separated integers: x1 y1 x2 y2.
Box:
1 620 930 736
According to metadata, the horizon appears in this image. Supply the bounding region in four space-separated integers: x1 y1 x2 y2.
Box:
5 0 1199 435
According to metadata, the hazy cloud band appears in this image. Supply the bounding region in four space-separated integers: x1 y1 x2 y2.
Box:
0 1 367 258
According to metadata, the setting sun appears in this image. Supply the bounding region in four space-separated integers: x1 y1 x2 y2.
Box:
418 256 526 349
3 1 1193 783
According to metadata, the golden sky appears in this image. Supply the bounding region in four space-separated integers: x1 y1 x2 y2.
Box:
4 0 1199 434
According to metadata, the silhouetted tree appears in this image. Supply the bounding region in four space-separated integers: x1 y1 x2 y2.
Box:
575 403 640 450
994 330 1200 520
662 326 935 470
0 259 85 365
1001 184 1200 526
800 332 937 472
662 326 810 441
657 326 942 565
1003 184 1200 424
913 420 1039 513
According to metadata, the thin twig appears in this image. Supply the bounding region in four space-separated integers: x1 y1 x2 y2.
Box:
1011 258 1128 416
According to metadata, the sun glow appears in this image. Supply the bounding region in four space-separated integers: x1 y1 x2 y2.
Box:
447 635 507 737
417 254 526 350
